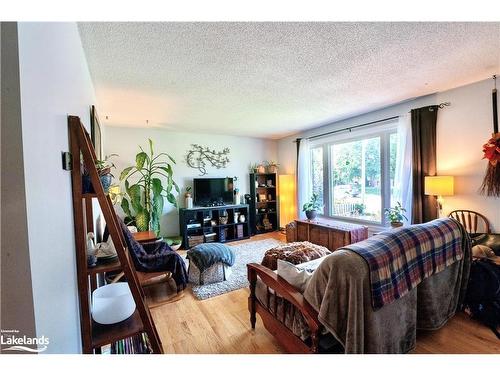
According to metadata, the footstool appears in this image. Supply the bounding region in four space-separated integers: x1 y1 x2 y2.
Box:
261 241 331 271
186 243 235 285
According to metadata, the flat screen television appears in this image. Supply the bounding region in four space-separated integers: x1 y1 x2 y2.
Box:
193 178 234 206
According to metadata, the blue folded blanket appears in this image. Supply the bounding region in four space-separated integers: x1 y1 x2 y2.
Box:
187 243 235 273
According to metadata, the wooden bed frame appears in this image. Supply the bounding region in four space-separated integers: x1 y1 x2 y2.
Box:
247 263 323 353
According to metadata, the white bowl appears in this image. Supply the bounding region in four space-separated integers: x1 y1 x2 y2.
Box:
170 243 182 251
92 283 136 325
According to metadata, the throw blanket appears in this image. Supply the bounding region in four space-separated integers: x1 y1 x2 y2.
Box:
118 219 188 291
186 243 235 273
304 219 471 353
346 218 464 309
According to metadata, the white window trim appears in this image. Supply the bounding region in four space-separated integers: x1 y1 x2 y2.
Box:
310 120 398 227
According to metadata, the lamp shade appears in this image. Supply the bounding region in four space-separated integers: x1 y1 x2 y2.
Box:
279 174 297 226
424 176 454 196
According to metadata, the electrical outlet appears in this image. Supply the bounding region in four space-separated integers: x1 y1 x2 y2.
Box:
62 151 72 171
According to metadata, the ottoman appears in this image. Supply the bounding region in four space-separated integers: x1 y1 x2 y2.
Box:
186 243 235 285
261 241 331 271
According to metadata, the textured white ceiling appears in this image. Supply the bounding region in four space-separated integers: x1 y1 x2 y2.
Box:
78 22 500 139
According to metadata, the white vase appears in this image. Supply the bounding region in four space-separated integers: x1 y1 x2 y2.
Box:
234 192 240 205
239 214 246 223
185 196 193 209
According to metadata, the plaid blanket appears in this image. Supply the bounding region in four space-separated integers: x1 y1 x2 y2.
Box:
345 218 465 309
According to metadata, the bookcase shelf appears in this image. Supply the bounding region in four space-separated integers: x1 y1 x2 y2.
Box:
249 173 280 235
179 204 250 249
69 115 162 354
91 309 144 348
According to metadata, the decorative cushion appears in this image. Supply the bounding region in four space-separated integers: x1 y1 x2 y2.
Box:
261 241 331 271
277 257 327 292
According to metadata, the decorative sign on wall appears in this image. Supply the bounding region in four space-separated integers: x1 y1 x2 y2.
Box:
186 144 230 176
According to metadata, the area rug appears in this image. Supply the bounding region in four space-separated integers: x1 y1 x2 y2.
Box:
183 238 283 300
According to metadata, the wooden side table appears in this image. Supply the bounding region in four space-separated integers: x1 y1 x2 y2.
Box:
132 231 159 243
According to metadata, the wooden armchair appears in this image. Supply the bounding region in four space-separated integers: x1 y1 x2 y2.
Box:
448 210 491 236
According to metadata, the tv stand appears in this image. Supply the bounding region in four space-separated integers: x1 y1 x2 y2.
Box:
179 204 250 249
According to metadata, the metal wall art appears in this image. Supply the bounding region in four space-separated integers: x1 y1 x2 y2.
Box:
186 144 230 176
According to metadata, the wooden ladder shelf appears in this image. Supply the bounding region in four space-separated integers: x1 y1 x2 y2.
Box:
69 115 163 354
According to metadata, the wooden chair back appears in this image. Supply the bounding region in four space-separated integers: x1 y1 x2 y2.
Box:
448 210 491 235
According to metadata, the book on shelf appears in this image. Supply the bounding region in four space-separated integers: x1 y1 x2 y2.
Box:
104 333 152 354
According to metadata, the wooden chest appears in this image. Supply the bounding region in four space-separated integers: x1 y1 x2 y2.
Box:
286 218 368 251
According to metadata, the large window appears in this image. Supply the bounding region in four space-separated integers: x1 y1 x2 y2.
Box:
311 123 398 225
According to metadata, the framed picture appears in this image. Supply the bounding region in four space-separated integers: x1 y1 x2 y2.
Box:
90 105 103 161
258 193 267 202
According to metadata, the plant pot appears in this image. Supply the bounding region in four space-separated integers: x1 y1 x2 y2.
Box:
257 165 266 174
82 174 93 193
267 165 278 174
99 173 112 193
390 221 403 228
81 173 112 194
305 210 317 220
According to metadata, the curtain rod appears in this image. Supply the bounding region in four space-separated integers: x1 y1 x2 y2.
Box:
297 102 451 142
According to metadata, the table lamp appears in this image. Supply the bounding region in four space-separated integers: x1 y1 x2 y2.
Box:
424 176 454 215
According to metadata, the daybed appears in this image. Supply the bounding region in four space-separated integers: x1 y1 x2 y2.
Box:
247 218 471 354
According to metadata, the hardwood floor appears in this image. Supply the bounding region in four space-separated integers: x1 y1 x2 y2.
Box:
149 232 500 354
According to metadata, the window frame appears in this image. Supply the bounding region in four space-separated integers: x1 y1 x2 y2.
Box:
310 120 398 226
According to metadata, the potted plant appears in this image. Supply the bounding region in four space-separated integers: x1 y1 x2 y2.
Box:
82 154 118 194
265 160 280 174
384 202 408 228
120 139 179 234
302 193 321 220
256 163 266 174
249 163 259 173
165 236 183 251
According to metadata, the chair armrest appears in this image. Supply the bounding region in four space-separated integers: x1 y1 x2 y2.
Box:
247 262 321 333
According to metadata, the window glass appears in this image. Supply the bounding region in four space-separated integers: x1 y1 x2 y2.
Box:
331 137 381 222
311 147 324 214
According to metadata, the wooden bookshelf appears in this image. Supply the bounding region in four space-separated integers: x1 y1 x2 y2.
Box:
69 115 163 354
249 173 279 235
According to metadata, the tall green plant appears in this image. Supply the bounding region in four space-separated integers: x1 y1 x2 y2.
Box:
119 139 179 234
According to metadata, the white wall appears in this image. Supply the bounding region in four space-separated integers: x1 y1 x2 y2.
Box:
278 78 500 232
435 79 500 231
1 22 37 344
104 126 278 236
17 22 97 353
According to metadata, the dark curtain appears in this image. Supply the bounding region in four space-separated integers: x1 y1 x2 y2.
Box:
411 105 439 224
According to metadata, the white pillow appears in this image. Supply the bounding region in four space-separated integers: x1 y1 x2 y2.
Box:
277 257 326 292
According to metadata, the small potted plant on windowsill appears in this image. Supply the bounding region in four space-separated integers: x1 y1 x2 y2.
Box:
384 201 408 228
302 193 321 221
